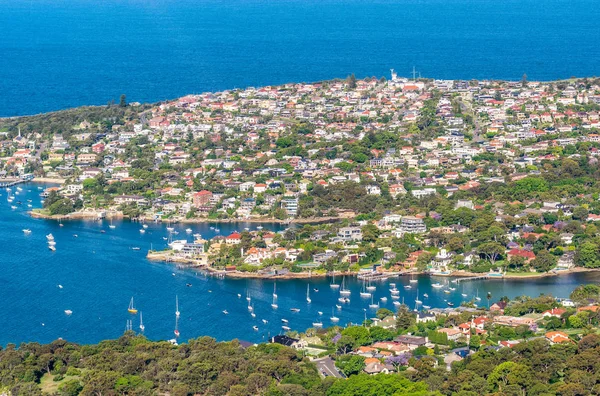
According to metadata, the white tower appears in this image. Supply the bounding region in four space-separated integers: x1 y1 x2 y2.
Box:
390 69 397 81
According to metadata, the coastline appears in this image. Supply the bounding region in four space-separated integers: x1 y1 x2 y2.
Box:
32 177 66 184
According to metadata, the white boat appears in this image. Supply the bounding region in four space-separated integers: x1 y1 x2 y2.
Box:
461 293 468 298
390 289 400 295
58 284 63 289
330 272 340 289
109 219 116 229
271 294 278 309
244 227 250 231
432 283 443 289
360 280 371 297
444 290 451 294
306 284 311 304
336 304 342 309
404 285 412 290
248 303 253 312
475 290 481 301
389 282 396 288
253 326 259 331
175 296 181 318
423 305 431 310
49 245 56 251
290 308 300 312
10 205 17 210
131 247 140 251
318 311 323 316
246 291 251 302
64 310 73 315
139 229 145 234
257 226 263 230
167 227 174 232
423 293 429 298
330 308 340 323
391 295 400 300
22 229 32 235
380 297 388 302
415 289 422 305
185 228 192 234
339 277 351 296
312 321 323 328
273 283 278 299
262 319 268 324
142 224 148 229
282 326 291 331
449 287 456 291
369 295 379 309
222 310 229 315
393 301 401 306
237 293 241 298
214 228 220 233
139 312 145 332
338 297 350 303
48 241 56 246
366 279 376 292
250 310 256 318
193 233 202 239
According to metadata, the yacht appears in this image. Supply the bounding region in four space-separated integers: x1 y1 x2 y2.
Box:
312 320 323 328
262 319 268 324
290 308 300 313
64 310 73 316
423 293 429 298
432 283 443 289
281 319 289 323
369 295 379 309
128 297 138 314
306 284 311 304
380 296 388 302
139 229 145 234
330 272 340 289
253 326 259 331
175 296 181 318
139 312 145 332
185 228 193 234
282 325 291 331
330 308 340 323
222 310 229 315
46 234 54 241
22 229 32 235
339 277 351 296
338 297 350 303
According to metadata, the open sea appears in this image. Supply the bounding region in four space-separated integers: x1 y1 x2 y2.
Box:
1 183 599 345
1 0 600 116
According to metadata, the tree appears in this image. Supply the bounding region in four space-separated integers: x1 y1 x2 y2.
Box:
396 305 415 330
521 73 528 87
341 326 372 348
376 308 393 320
478 242 504 267
575 242 600 268
347 74 357 89
531 250 557 272
119 94 127 107
334 355 365 376
570 284 600 304
369 326 394 342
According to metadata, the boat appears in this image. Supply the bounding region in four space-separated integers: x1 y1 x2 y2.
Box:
139 229 145 234
366 279 376 292
281 319 289 323
223 310 229 315
415 289 422 305
290 308 300 312
306 284 311 303
210 226 215 230
444 290 451 294
312 320 323 328
214 228 220 233
380 297 388 302
257 226 263 230
142 224 148 229
64 310 73 315
58 284 63 289
330 308 340 323
186 283 192 287
131 247 140 251
22 229 31 235
100 230 106 233
389 282 396 288
475 290 481 301
314 288 319 292
253 325 259 331
193 233 202 239
246 291 251 302
369 295 379 309
175 296 180 318
282 326 291 331
330 272 340 289
262 319 268 324
360 280 371 298
48 241 56 246
271 294 278 309
128 297 138 314
49 245 56 251
339 277 351 296
391 295 400 300
248 303 253 312
423 305 431 310
273 283 278 299
432 283 443 289
449 287 456 291
185 228 192 234
393 301 401 306
46 234 54 241
73 234 78 238
318 311 323 315
404 285 412 290
174 329 180 337
390 289 400 295
423 293 429 298
109 219 116 229
338 297 350 303
237 293 241 298
139 312 145 332
461 293 468 298
336 304 342 309
447 302 455 307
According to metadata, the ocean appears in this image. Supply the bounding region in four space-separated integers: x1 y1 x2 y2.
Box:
0 183 598 346
0 0 599 116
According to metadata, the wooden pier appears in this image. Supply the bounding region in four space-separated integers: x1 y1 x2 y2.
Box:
452 275 490 283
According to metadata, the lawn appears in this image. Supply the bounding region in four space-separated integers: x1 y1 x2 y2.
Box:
39 373 81 394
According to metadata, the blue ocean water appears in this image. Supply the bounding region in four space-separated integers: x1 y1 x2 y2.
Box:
0 183 598 346
0 0 599 116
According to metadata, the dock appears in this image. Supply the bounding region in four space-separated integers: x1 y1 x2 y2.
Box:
452 275 490 283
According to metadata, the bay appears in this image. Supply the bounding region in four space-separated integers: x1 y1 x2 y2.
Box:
0 183 598 346
1 0 600 116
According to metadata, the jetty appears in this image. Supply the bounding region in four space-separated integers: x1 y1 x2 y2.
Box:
452 275 490 283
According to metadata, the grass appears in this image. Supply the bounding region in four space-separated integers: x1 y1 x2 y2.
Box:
39 373 81 394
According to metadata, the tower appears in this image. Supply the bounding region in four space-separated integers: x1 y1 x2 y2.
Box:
390 69 397 81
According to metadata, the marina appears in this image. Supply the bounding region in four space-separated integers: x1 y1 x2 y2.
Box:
0 184 599 345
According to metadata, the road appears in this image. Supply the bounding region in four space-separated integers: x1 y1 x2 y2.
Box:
313 357 344 379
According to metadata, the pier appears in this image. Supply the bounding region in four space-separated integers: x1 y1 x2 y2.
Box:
452 275 490 283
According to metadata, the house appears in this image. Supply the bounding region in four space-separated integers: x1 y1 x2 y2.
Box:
443 353 463 370
225 232 242 244
399 216 427 234
506 249 536 263
416 312 436 323
271 335 306 349
364 361 389 375
437 328 463 341
545 331 571 344
337 227 362 242
394 335 427 349
193 190 213 207
114 195 147 206
542 308 566 318
490 301 508 312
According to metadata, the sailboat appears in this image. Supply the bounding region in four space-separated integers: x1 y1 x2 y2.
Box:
139 312 145 332
360 280 371 297
415 289 422 305
475 289 481 301
409 274 418 283
250 304 256 318
271 294 278 309
339 277 351 296
109 218 116 229
366 279 376 292
246 290 251 302
369 294 379 309
330 272 340 289
273 283 278 299
306 284 311 303
128 297 138 314
175 296 181 318
312 318 323 328
330 308 339 323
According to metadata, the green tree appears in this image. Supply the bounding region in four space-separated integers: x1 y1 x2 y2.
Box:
531 250 557 272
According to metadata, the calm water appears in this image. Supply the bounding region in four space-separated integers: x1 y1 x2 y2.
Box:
1 183 599 345
1 0 599 116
